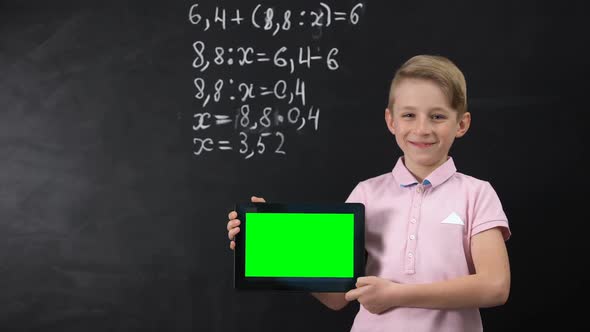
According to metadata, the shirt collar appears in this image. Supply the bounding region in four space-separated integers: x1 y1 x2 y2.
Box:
391 156 457 188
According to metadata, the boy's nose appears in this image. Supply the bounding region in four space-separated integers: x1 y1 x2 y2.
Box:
413 118 432 135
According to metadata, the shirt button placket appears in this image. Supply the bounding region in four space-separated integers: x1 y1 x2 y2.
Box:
405 185 424 274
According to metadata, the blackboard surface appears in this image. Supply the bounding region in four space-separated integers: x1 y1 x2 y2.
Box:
1 1 587 331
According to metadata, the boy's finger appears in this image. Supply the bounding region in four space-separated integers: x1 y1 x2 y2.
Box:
356 276 374 287
227 219 240 231
230 241 235 250
251 196 266 203
228 227 240 240
228 211 237 220
345 289 360 302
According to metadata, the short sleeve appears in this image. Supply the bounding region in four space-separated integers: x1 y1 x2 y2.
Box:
345 182 365 204
471 182 511 241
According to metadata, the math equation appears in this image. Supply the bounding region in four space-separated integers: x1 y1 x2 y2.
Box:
189 2 365 159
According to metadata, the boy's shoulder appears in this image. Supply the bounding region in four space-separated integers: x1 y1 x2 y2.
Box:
453 171 491 186
353 172 396 194
359 171 394 186
448 172 500 200
362 171 393 183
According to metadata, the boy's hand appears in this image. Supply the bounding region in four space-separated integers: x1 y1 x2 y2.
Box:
345 276 398 315
227 196 266 250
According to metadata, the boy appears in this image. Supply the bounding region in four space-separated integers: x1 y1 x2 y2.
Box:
226 55 511 331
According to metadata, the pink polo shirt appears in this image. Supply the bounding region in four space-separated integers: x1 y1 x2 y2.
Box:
346 157 510 332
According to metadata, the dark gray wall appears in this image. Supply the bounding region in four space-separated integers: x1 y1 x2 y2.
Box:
1 1 587 331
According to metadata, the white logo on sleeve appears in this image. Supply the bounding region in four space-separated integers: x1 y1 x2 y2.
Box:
441 212 464 225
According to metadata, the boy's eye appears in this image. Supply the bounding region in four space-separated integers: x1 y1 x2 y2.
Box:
432 114 446 120
402 113 414 118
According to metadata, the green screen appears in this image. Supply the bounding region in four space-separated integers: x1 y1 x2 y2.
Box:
245 212 354 278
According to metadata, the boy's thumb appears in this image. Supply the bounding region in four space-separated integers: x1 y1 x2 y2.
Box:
251 196 266 203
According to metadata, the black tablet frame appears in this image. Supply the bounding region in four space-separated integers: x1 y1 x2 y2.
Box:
233 202 365 292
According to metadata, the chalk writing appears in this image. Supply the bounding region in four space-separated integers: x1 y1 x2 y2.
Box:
189 2 364 159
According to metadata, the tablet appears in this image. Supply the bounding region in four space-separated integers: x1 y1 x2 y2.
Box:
233 202 365 292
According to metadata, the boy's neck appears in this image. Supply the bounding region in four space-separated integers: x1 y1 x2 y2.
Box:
408 168 429 184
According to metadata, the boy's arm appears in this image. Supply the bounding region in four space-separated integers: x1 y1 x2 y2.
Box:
396 227 510 309
345 227 509 312
311 292 349 310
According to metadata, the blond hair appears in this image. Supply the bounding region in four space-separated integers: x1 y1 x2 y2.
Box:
388 55 467 118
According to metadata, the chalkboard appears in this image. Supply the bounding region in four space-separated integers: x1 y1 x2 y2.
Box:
1 1 587 331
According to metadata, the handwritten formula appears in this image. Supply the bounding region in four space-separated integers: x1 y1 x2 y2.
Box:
190 2 364 159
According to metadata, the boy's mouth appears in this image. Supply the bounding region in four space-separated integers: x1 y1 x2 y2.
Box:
409 141 435 148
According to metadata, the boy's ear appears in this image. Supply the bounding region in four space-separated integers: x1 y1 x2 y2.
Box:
455 112 471 138
385 108 395 135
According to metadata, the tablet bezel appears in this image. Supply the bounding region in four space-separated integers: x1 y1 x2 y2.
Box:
233 202 365 292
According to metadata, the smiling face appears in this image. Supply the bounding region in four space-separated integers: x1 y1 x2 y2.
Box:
386 78 471 178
